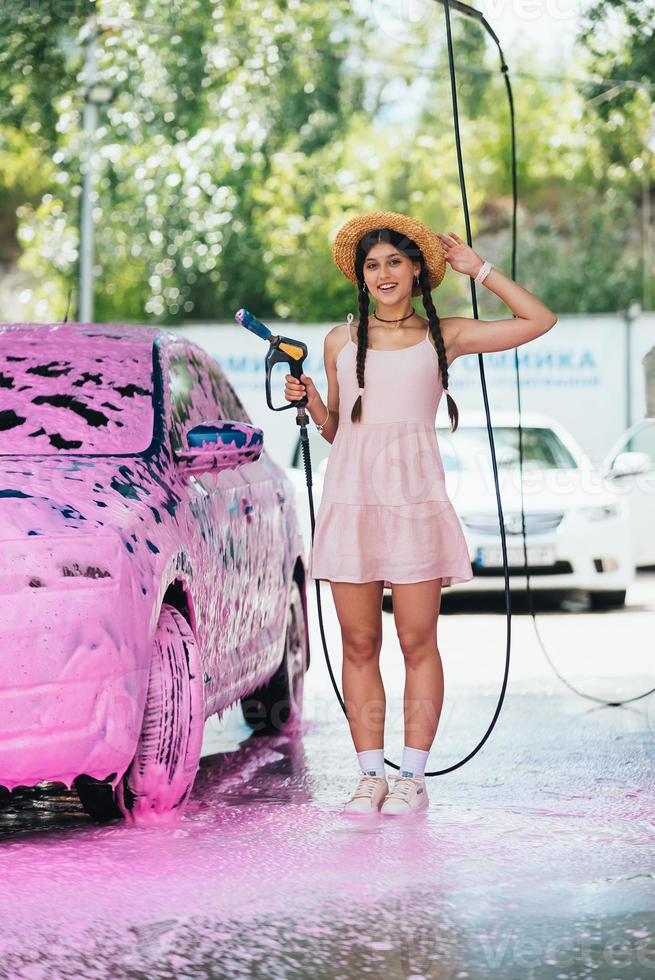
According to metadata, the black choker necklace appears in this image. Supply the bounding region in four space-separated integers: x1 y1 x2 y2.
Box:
372 307 415 323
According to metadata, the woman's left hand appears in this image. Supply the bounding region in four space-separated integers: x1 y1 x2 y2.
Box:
436 231 484 278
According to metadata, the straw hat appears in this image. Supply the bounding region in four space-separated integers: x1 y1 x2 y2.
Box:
332 211 447 296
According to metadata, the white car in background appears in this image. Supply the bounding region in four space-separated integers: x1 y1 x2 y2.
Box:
600 417 655 568
286 411 635 609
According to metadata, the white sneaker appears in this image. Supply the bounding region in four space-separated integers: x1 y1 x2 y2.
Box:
380 772 429 815
342 772 389 814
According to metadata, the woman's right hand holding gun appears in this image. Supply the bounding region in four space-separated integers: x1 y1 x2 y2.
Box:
284 371 336 440
284 372 320 410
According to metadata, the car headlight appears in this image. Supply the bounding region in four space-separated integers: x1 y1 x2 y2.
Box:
578 504 620 521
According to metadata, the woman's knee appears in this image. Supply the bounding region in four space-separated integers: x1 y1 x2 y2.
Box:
396 628 435 666
342 628 382 666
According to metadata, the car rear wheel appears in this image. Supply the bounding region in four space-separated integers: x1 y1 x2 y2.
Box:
76 604 204 822
240 580 307 736
589 589 627 610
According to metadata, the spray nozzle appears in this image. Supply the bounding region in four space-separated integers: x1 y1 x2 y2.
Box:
234 308 309 413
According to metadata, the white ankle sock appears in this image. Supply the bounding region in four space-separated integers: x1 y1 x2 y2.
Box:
400 746 430 779
356 748 386 777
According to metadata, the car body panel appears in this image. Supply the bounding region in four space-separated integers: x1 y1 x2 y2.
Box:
0 322 305 792
601 418 655 567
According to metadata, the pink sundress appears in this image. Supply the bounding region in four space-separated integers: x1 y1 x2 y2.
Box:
307 318 474 587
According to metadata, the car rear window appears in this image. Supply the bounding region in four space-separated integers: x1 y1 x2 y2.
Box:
0 335 154 455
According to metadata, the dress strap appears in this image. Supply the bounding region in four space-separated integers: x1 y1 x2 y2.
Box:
425 322 430 339
345 313 354 344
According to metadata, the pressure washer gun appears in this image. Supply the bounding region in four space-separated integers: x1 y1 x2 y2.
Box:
235 307 316 499
234 307 311 422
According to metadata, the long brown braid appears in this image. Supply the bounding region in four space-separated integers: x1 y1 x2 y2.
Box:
350 275 370 423
419 270 459 432
349 229 459 431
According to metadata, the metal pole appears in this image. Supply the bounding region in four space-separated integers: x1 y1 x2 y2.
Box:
643 156 652 312
79 18 98 323
646 106 655 313
626 308 632 429
624 303 641 429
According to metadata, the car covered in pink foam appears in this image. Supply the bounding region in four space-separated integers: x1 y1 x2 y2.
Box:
0 322 309 822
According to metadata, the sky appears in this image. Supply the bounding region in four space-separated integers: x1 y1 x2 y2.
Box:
480 0 585 60
356 0 586 62
352 0 592 125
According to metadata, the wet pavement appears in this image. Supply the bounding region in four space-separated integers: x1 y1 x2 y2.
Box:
0 572 653 979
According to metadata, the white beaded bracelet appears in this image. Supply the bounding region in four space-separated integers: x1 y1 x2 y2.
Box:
316 406 330 434
474 259 493 284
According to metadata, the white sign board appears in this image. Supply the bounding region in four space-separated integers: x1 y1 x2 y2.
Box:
178 313 655 468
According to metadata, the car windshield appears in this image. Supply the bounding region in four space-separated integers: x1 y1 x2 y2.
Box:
0 335 155 455
438 426 578 471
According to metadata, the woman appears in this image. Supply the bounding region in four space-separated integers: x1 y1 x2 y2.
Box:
284 212 557 816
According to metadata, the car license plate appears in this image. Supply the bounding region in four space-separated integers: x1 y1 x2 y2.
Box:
475 545 555 567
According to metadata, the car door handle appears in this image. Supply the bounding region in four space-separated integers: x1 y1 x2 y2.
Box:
276 490 286 509
241 496 254 522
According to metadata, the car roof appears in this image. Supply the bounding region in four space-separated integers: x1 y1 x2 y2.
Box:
0 321 172 456
0 321 175 350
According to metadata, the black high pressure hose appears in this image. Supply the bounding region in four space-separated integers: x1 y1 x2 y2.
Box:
304 0 511 777
438 0 654 710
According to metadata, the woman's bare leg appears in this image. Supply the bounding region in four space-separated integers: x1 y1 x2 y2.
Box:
390 578 444 751
329 579 385 752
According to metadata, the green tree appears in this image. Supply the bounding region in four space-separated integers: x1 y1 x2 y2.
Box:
0 0 91 148
4 0 365 321
579 0 655 96
2 0 652 321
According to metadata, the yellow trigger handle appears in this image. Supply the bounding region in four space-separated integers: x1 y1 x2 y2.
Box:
278 341 305 363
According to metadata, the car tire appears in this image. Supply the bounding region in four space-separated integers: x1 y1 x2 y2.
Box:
589 589 627 610
76 604 204 823
240 579 308 736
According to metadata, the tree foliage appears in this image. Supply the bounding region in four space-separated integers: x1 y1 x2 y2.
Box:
0 0 651 321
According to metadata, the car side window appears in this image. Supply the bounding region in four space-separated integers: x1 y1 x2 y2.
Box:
169 345 251 452
169 353 195 452
169 347 220 452
205 358 251 425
